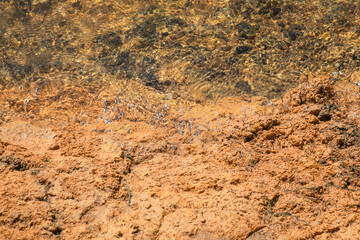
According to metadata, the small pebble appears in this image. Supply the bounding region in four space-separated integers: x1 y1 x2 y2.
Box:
49 143 60 150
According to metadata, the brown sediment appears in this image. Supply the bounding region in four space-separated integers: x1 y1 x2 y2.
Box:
1 75 360 239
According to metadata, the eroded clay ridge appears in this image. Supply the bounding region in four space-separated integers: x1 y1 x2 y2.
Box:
1 76 360 239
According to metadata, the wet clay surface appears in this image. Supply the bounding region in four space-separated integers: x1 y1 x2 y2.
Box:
1 75 360 239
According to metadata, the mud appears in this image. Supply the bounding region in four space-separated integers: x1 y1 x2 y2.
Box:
1 75 360 239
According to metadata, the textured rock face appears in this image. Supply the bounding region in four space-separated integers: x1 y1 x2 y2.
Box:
1 76 360 239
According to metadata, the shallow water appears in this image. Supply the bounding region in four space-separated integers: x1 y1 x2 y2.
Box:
1 0 359 102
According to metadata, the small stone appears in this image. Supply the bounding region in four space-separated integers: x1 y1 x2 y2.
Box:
308 115 319 124
265 131 277 140
243 132 255 142
49 143 60 150
308 104 321 116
